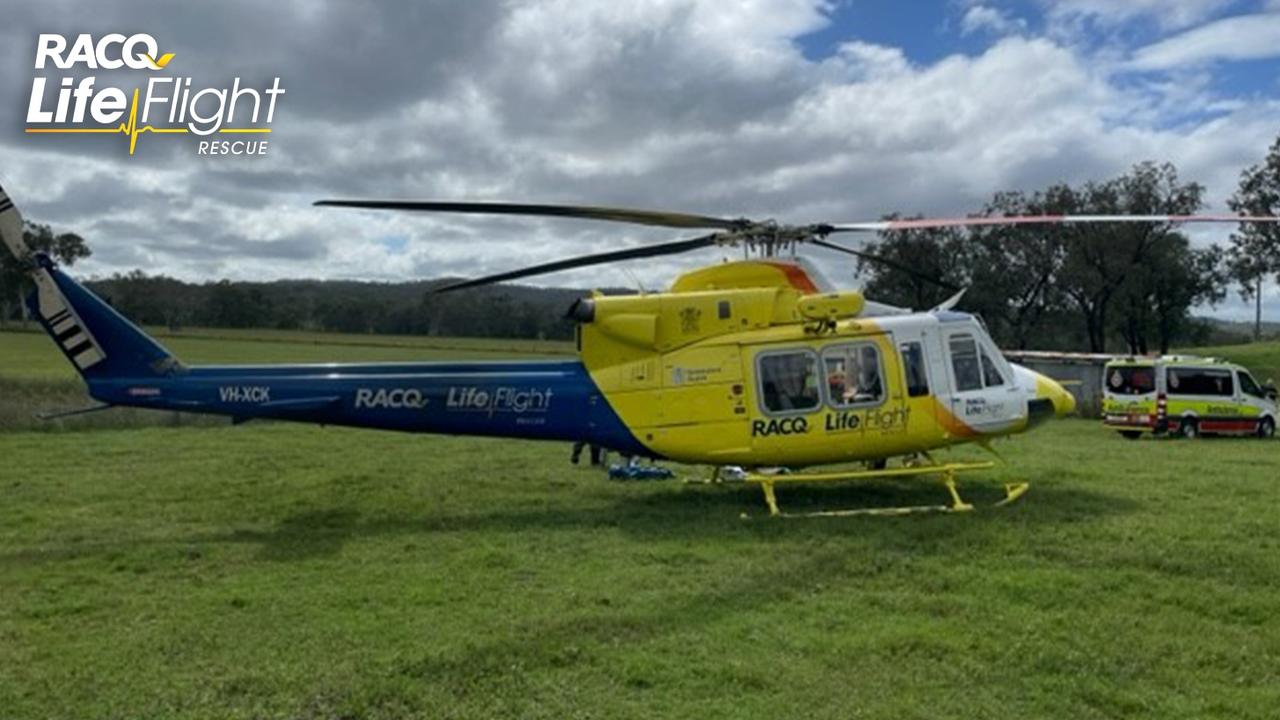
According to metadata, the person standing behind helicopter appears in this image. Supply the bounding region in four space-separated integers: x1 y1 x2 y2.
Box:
571 440 603 465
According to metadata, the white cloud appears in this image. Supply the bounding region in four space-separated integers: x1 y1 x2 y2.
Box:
960 5 1027 36
2 0 1280 319
1128 12 1280 70
834 41 912 79
1043 0 1238 32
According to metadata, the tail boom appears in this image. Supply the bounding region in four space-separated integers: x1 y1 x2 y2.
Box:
86 359 651 454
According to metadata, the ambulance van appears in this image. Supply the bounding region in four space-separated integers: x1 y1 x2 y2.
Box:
1102 356 1277 439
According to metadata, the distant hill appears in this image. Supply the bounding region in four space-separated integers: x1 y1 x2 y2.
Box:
71 275 637 342
1191 317 1280 346
1183 340 1280 384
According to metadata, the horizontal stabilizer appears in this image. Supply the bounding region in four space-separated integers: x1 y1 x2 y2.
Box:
34 402 115 421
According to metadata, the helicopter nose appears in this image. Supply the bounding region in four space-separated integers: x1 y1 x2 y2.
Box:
1013 364 1076 427
1043 374 1076 417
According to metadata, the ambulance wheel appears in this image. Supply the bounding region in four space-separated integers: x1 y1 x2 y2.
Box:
1120 431 1142 440
1259 417 1276 439
1178 419 1199 439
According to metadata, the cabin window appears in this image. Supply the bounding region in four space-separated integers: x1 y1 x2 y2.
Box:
900 342 929 397
822 343 885 408
1107 365 1155 395
1168 368 1233 397
718 300 731 320
948 334 983 392
757 350 820 414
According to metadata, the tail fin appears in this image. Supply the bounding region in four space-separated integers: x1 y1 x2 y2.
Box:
1 185 183 380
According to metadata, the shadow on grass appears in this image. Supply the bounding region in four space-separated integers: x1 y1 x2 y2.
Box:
0 480 1136 566
364 484 1137 699
197 479 1135 561
228 508 362 562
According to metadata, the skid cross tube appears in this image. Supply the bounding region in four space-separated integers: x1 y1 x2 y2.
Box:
731 461 1028 518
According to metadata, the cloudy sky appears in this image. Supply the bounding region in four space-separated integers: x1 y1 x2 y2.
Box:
3 0 1280 319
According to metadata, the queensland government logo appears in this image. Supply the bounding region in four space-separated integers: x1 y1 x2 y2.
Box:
24 33 285 156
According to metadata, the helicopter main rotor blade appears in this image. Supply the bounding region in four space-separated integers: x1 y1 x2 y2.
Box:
315 200 746 230
810 238 960 291
823 214 1280 233
432 233 723 293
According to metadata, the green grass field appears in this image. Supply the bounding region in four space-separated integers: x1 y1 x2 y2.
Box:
1189 340 1280 385
0 327 571 382
1 420 1278 719
2 327 1280 718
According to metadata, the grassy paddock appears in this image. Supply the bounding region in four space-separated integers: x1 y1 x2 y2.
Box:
1188 340 1280 384
1 419 1278 719
0 377 227 433
0 328 571 382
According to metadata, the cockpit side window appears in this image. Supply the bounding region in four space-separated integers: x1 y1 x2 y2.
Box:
980 346 1005 387
949 332 1007 391
757 350 820 414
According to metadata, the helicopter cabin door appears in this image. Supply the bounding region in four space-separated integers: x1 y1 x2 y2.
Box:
939 328 1021 434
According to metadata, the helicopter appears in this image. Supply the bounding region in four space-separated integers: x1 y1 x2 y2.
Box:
3 184 1276 517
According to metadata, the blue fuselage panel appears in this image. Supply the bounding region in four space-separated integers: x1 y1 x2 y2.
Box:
86 360 651 456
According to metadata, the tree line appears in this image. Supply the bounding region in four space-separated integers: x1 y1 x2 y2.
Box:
87 274 589 339
857 142 1280 353
1 253 587 340
4 139 1280 351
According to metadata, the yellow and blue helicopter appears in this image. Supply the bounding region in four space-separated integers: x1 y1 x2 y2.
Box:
3 186 1275 516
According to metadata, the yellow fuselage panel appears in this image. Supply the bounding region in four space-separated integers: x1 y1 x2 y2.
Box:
586 314 951 466
670 260 822 293
797 292 866 323
741 396 943 466
582 287 798 354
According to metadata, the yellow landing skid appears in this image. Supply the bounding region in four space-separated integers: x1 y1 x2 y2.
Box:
701 462 1028 518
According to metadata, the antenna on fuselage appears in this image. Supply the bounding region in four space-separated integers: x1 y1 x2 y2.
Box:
931 287 968 312
619 266 647 296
